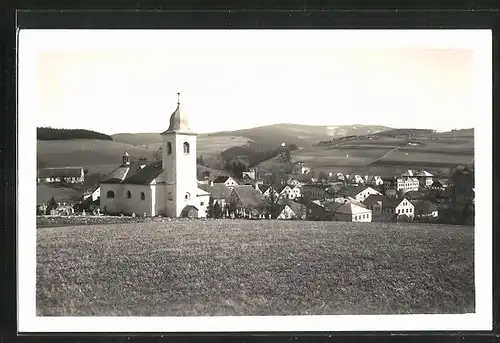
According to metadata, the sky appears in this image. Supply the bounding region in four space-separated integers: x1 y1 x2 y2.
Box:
22 30 488 134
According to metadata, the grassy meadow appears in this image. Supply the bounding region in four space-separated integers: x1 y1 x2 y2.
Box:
37 220 474 316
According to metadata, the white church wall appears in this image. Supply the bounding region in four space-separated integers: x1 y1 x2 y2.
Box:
122 184 153 216
153 184 166 216
100 183 124 214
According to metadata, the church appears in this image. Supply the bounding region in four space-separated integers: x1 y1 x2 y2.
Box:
99 94 210 218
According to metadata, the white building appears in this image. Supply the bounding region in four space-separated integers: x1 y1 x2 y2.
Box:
100 95 210 218
332 202 372 222
396 177 420 193
382 198 415 220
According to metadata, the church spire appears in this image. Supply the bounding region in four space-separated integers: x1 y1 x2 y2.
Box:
161 92 192 134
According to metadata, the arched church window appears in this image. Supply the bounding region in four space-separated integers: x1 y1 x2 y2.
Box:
183 142 190 154
167 142 172 155
185 192 191 200
126 191 131 199
168 192 173 201
107 190 115 199
140 192 146 201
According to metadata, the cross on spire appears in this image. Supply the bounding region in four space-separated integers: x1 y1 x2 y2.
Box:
177 92 180 105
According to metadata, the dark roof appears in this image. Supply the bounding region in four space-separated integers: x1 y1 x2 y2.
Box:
37 167 83 178
333 202 370 215
431 180 444 187
213 175 231 183
199 183 232 199
124 160 163 184
404 191 426 199
338 184 369 197
231 185 263 208
362 194 388 206
383 198 412 209
258 184 270 193
101 161 162 185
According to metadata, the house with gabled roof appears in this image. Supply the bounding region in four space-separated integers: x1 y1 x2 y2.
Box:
212 175 239 188
382 198 415 221
276 201 307 220
430 180 445 191
362 194 388 218
337 185 381 202
227 185 264 216
415 170 434 187
365 175 384 186
331 202 372 222
198 183 232 207
100 95 210 218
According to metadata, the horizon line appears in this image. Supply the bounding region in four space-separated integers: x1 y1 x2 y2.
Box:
37 123 475 136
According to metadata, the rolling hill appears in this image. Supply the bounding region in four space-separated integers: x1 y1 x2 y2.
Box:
112 124 393 150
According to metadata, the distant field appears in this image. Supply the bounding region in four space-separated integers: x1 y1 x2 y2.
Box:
37 140 155 168
197 135 252 157
288 147 392 167
37 220 474 316
378 150 474 165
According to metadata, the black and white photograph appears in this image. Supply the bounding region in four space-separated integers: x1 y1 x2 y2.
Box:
17 29 492 332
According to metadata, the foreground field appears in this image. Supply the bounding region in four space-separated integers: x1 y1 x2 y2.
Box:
37 220 474 316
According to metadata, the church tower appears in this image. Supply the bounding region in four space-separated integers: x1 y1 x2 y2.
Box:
161 93 198 217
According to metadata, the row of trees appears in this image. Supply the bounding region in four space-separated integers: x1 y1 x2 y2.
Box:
37 127 113 141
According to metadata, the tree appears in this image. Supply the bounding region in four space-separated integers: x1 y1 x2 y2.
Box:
213 201 223 219
46 196 57 214
206 197 215 218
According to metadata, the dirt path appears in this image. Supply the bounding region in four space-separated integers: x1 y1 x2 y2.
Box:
369 147 399 165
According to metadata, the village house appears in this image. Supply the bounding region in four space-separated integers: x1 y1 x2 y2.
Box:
345 174 365 185
277 184 301 200
329 172 345 182
294 161 311 175
430 180 446 191
286 177 302 187
414 170 434 187
198 183 232 207
257 184 278 199
226 185 264 218
212 175 239 189
337 185 382 202
382 198 415 221
99 95 210 218
301 183 330 200
401 170 415 177
276 201 307 220
37 167 85 184
396 177 420 193
331 202 372 222
362 194 388 218
365 175 384 186
295 197 335 221
83 186 100 202
242 169 256 180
